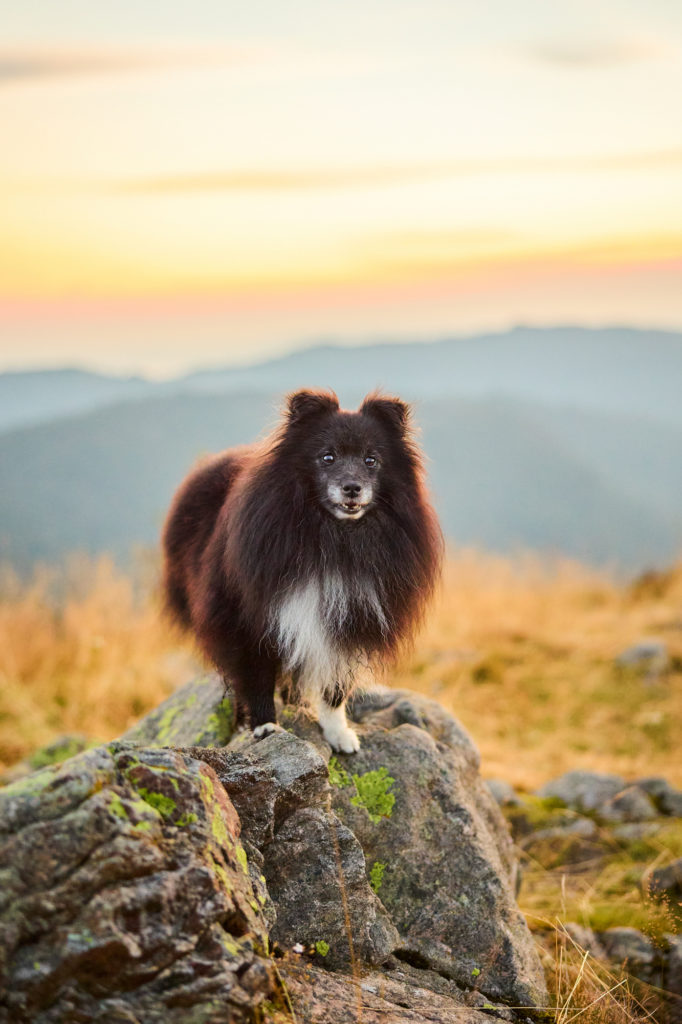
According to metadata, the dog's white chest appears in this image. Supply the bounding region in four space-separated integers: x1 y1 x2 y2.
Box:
271 574 385 695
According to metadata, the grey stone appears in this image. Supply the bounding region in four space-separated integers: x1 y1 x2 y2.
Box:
664 934 682 1002
612 822 660 842
600 927 656 968
616 639 668 675
309 689 547 1010
0 743 275 1024
186 728 329 850
1 682 550 1020
638 779 682 817
281 958 504 1023
264 805 398 970
598 785 658 823
121 673 236 747
537 770 626 812
529 817 598 842
562 923 607 960
486 779 522 807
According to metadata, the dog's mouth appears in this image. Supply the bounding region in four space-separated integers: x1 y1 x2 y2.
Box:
334 501 370 518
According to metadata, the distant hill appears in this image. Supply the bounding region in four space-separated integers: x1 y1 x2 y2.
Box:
0 368 154 433
0 391 679 573
3 326 682 435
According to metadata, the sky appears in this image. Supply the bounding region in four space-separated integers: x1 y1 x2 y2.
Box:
1 0 682 376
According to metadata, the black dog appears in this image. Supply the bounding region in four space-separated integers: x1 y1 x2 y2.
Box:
162 390 441 751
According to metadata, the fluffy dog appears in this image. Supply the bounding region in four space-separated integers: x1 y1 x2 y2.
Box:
162 389 441 752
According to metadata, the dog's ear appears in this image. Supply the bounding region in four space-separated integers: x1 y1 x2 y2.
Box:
286 389 339 424
360 393 410 435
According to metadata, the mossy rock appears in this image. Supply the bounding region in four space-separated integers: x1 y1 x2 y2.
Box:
122 674 236 748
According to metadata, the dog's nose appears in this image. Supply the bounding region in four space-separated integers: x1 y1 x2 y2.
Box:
342 481 361 498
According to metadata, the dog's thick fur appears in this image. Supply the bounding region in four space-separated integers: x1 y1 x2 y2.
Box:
162 389 441 752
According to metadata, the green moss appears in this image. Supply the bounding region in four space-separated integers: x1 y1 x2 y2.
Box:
351 767 396 823
235 843 249 873
315 940 329 957
205 696 235 745
471 967 480 977
211 806 229 846
369 860 386 894
155 704 182 744
133 820 153 832
29 737 89 769
174 812 198 827
328 756 351 788
137 787 177 817
108 793 127 820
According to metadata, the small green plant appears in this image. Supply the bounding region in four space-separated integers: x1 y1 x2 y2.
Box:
471 967 480 977
315 940 329 957
369 860 386 894
351 767 396 823
328 756 351 788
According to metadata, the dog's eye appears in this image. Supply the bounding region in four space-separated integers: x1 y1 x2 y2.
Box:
322 453 335 464
364 455 377 467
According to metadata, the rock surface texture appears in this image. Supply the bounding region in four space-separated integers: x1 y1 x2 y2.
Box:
0 679 548 1023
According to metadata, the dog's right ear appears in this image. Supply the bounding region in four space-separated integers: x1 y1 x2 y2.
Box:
286 389 339 424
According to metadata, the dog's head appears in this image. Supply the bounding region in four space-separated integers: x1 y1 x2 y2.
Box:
283 389 412 521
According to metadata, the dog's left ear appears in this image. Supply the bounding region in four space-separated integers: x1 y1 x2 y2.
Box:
360 394 410 435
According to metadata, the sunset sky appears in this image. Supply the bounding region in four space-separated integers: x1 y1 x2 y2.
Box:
2 0 682 375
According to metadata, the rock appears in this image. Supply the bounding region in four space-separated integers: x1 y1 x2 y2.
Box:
519 817 606 869
281 958 510 1023
190 732 397 970
486 779 522 807
612 822 660 842
616 639 669 679
537 770 626 813
529 817 598 841
647 858 682 900
189 728 329 850
1 682 549 1020
122 674 236 747
637 777 682 817
0 735 92 786
598 785 658 823
310 689 547 1010
562 923 607 960
264 806 398 969
664 934 682 1006
0 743 275 1023
600 927 657 972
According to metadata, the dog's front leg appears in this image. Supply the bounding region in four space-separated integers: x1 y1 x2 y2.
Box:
316 685 360 753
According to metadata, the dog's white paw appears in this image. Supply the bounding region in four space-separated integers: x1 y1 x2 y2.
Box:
324 722 360 754
252 722 282 740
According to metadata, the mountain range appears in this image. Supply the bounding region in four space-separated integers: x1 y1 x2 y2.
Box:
1 326 681 573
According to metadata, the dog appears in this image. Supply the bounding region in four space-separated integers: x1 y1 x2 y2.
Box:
162 389 441 752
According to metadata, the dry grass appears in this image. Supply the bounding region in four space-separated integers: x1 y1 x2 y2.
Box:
393 550 682 789
538 922 664 1024
0 554 196 770
1 548 680 791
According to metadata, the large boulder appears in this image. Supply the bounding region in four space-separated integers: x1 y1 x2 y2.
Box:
0 743 275 1023
1 678 549 1022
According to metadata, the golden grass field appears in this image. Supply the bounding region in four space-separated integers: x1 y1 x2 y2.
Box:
1 549 680 1022
2 549 679 787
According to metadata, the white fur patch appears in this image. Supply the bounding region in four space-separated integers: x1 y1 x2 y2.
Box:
271 573 386 700
316 702 360 752
253 722 282 739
